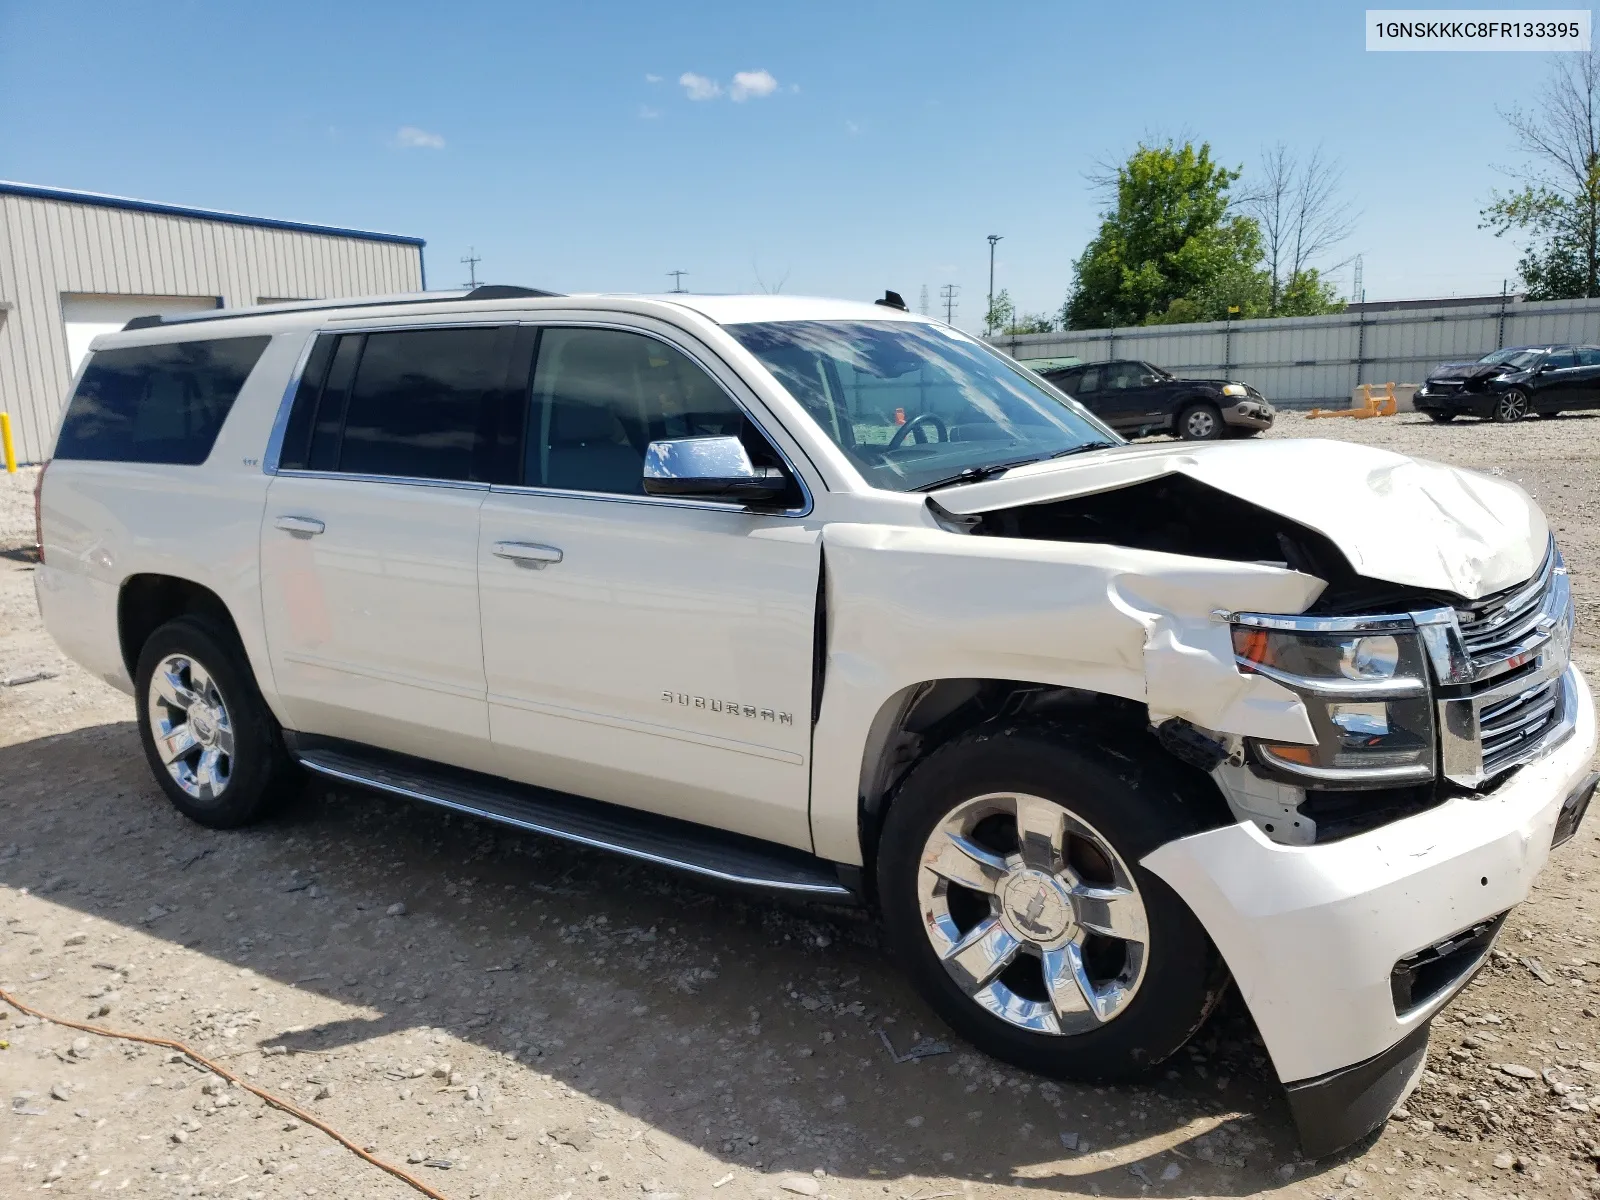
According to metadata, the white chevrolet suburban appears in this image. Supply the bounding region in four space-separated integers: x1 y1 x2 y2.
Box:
34 286 1599 1156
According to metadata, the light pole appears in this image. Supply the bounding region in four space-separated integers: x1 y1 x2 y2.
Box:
986 235 1003 334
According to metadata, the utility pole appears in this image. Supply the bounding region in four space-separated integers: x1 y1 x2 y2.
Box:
986 234 1003 334
666 270 689 293
460 247 482 288
918 284 930 316
939 283 959 324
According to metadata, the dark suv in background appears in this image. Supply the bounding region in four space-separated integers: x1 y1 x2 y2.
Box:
1415 345 1600 424
1039 359 1274 440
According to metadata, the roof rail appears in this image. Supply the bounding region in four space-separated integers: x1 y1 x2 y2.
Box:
120 284 566 332
463 285 561 300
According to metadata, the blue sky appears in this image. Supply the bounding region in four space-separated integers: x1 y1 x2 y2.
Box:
0 1 1567 329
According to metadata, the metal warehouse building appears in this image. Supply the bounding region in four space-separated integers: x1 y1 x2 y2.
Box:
0 181 426 462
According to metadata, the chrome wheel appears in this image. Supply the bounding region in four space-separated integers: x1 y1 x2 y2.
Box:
916 792 1149 1035
146 653 234 802
1495 390 1529 422
1182 407 1217 439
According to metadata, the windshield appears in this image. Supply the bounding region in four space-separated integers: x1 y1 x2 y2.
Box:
1477 347 1545 370
728 320 1119 491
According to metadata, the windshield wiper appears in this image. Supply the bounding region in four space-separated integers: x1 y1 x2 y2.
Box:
1045 441 1119 458
912 443 1121 492
911 458 1043 491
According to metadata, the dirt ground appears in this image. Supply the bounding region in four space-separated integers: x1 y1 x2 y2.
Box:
3 410 1600 1200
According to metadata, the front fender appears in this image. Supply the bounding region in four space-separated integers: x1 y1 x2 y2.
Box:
808 523 1324 864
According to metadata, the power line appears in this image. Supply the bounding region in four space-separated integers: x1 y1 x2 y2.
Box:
460 247 482 289
666 269 689 293
939 283 959 324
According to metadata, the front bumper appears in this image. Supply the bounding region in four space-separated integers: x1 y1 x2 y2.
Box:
1414 388 1494 418
1143 664 1595 1149
1222 399 1275 430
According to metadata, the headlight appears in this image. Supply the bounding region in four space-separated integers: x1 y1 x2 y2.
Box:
1221 383 1247 397
1231 619 1436 785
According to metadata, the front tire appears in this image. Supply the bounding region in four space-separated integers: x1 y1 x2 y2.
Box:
878 724 1226 1082
135 615 296 829
1492 389 1530 423
1176 402 1222 440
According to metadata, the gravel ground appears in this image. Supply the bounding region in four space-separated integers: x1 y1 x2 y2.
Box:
2 411 1599 1200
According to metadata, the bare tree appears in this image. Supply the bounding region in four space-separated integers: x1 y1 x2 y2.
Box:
1484 48 1600 297
1240 143 1357 312
751 259 791 294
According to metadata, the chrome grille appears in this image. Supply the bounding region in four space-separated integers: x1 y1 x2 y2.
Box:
1479 676 1564 774
1455 544 1558 665
1421 537 1577 787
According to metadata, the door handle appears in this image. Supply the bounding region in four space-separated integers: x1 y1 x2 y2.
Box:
493 541 563 568
274 515 325 536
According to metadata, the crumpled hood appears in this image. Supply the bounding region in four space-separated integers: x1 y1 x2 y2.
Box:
930 438 1548 600
1427 360 1493 382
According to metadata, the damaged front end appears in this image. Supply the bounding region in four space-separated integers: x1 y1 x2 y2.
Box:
902 442 1595 1157
938 456 1575 847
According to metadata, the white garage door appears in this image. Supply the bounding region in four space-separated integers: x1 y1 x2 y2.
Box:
60 293 221 376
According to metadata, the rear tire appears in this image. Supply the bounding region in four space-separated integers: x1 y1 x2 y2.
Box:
877 724 1226 1082
1176 402 1223 441
134 615 296 829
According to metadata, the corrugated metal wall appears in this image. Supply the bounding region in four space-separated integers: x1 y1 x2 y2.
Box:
0 192 424 461
988 298 1600 408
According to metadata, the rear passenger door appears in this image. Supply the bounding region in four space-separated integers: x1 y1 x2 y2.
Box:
476 323 820 850
259 324 515 769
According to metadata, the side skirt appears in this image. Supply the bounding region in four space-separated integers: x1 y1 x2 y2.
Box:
286 733 858 903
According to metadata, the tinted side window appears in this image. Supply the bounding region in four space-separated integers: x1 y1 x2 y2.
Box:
1047 370 1081 392
1579 348 1600 367
1076 367 1102 393
55 336 270 464
1546 349 1578 370
335 328 507 481
527 328 746 495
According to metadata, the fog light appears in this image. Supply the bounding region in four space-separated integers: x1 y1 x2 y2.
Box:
1329 701 1390 740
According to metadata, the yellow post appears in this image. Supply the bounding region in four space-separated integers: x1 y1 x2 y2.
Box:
0 412 15 473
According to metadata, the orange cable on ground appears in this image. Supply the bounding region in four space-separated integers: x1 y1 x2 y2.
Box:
0 986 453 1200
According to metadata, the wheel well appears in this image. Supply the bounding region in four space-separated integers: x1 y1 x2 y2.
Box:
117 575 240 679
856 679 1153 875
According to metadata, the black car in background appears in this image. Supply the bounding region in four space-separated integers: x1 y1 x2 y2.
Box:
1415 344 1600 423
1039 359 1274 440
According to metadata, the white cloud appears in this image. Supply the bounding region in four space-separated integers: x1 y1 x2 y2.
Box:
639 104 661 120
678 72 722 100
645 73 662 83
395 125 445 149
730 69 779 101
845 119 861 136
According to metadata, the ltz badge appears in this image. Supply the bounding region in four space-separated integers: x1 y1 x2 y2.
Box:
662 691 793 726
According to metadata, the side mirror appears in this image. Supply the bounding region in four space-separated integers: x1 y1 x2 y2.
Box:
1139 375 1158 386
642 436 791 504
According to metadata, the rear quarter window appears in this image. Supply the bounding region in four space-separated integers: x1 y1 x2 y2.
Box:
54 335 271 464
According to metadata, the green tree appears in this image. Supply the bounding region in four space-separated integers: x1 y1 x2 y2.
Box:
984 288 1016 335
1481 50 1600 299
1275 267 1345 316
1063 140 1269 329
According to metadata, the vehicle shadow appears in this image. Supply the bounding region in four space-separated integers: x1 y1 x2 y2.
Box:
0 721 1335 1196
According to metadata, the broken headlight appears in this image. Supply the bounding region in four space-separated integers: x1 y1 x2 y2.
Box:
1231 616 1436 786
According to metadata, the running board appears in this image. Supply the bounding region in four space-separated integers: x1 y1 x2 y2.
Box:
287 736 856 901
